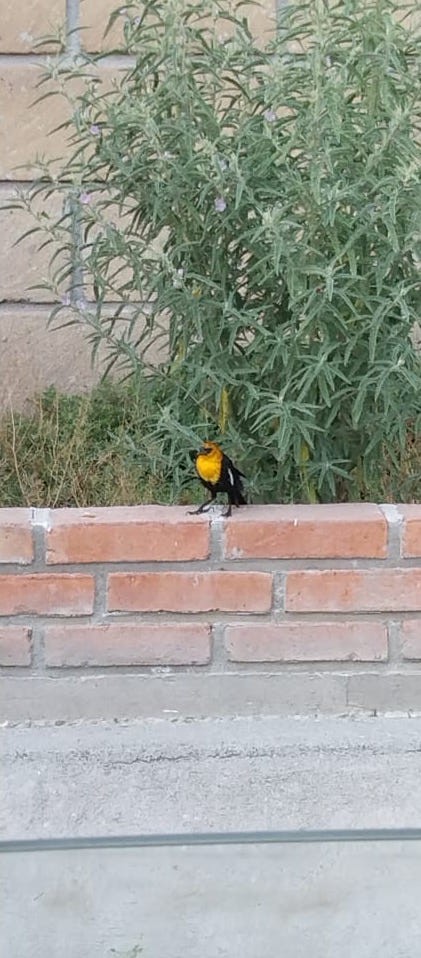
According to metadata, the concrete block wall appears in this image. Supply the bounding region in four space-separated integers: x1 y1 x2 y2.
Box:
2 503 421 722
0 0 276 409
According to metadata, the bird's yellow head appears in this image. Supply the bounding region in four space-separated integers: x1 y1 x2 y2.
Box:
199 440 222 456
195 440 223 483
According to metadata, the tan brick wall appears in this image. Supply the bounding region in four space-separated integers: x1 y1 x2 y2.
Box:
0 0 416 409
0 0 276 409
0 309 101 409
0 185 64 300
0 307 164 410
0 0 65 53
80 0 276 52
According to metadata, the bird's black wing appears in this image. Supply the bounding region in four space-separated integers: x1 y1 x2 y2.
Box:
220 454 247 505
223 454 246 479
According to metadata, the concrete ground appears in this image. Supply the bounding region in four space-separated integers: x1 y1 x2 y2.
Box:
2 715 421 837
2 715 421 956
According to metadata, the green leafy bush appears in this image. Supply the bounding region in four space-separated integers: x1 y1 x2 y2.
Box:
14 0 421 501
0 382 419 507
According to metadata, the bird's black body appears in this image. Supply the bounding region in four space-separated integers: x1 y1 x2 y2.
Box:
189 442 247 517
200 454 246 507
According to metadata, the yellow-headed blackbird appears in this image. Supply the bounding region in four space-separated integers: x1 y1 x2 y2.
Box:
189 441 247 517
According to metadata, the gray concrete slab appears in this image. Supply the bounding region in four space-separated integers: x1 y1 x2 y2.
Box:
2 839 421 958
2 716 421 839
0 672 351 723
3 716 421 956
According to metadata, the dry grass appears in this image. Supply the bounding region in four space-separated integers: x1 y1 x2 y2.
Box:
0 384 177 508
362 427 421 504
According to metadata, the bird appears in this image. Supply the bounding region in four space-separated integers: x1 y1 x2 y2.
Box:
189 441 247 517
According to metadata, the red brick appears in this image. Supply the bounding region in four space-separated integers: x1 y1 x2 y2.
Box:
398 506 421 558
286 569 421 613
44 624 211 666
224 504 387 559
0 575 94 615
107 572 272 613
226 622 387 663
401 620 421 660
0 509 33 564
0 627 32 666
46 507 210 563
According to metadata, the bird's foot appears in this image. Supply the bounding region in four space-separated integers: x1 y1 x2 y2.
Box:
188 503 212 515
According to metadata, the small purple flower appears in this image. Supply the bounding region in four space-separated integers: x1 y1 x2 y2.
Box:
60 293 71 307
89 124 101 137
79 192 92 205
214 196 227 213
264 108 277 123
133 16 141 26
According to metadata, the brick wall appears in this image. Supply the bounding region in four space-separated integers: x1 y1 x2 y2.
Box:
2 503 421 721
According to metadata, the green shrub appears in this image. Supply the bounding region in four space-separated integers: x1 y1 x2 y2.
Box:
0 382 419 507
13 0 421 502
